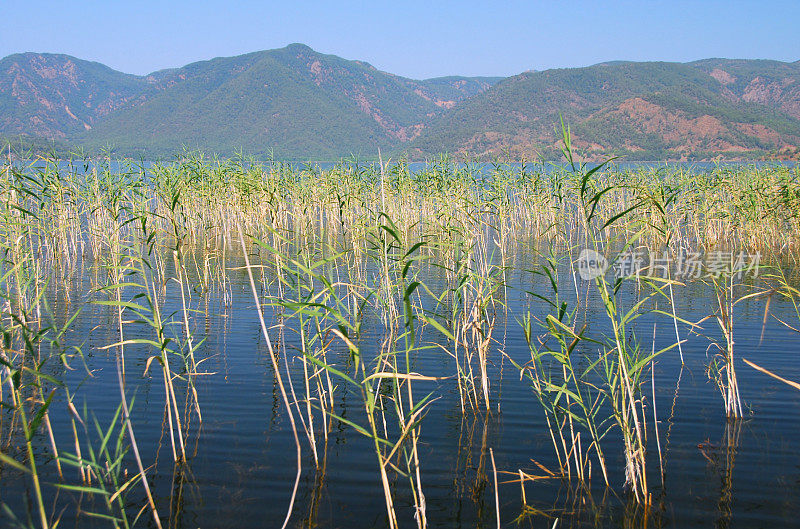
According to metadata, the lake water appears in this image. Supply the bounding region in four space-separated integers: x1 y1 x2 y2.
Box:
16 158 799 176
3 248 800 529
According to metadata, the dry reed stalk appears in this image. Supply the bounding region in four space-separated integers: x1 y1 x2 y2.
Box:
490 447 500 529
237 224 301 529
743 358 800 391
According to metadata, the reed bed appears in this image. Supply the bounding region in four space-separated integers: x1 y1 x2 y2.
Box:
1 143 799 527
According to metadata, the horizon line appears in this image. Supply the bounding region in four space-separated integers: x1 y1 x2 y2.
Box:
2 44 799 81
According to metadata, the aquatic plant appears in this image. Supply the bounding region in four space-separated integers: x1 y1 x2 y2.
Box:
0 144 797 527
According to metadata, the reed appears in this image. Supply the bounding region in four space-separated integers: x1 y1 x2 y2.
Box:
513 250 611 487
0 144 797 526
508 124 690 505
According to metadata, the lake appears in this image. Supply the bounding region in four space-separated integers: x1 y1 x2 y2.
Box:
1 158 800 528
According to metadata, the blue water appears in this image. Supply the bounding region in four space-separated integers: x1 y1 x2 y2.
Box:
2 248 800 528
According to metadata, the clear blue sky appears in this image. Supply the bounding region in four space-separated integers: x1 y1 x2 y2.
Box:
2 0 798 79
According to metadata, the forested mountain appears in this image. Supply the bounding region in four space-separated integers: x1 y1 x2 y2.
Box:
1 45 798 160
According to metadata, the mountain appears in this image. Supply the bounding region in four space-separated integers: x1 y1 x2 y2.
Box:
689 58 800 119
0 45 501 159
0 53 146 138
1 45 799 160
407 60 800 160
403 76 503 109
85 45 431 158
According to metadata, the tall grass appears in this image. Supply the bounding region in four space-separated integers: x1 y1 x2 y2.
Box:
0 146 797 526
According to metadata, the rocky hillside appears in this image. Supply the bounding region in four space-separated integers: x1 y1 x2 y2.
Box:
408 60 800 160
0 53 145 138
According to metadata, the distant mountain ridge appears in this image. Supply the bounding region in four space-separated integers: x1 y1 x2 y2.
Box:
408 59 800 160
1 45 798 160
